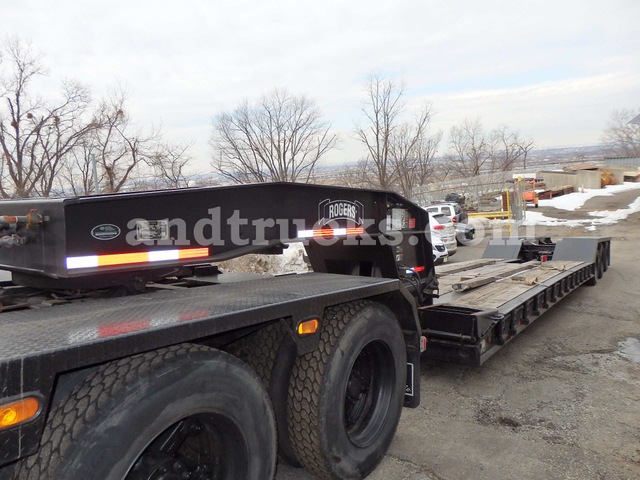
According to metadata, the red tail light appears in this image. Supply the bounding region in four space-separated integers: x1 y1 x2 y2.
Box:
433 225 444 230
452 217 457 223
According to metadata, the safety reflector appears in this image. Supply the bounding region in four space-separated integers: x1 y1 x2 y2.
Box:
66 247 210 270
420 336 428 353
0 397 40 430
297 227 364 238
297 318 319 335
98 319 152 338
412 266 426 273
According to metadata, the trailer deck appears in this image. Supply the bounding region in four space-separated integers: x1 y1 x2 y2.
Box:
435 258 585 305
422 254 602 365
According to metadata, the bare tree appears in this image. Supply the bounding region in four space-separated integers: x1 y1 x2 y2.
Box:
35 80 97 196
211 89 337 184
355 75 441 195
446 118 491 177
148 141 193 189
355 75 404 190
0 38 96 197
58 137 101 195
517 137 535 170
603 108 640 157
391 122 442 198
0 38 193 197
489 127 534 172
91 89 158 193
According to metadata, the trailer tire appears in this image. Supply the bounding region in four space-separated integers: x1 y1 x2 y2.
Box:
586 249 601 286
598 243 609 275
287 300 406 479
11 344 276 480
226 320 302 467
602 242 609 272
226 320 287 389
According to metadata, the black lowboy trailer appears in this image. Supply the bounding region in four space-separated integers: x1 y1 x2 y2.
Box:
0 183 609 480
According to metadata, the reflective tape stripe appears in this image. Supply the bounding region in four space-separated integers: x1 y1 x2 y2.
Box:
66 247 210 270
66 255 99 269
297 227 364 238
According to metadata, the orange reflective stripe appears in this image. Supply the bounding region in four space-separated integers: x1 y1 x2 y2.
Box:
178 248 210 259
97 252 150 267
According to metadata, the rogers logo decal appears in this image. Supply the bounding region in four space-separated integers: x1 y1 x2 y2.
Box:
318 199 364 226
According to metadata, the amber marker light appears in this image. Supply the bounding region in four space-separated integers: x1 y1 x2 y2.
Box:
297 318 319 335
0 397 40 430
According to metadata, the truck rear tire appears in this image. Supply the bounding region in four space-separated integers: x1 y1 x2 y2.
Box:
12 344 276 480
287 300 406 479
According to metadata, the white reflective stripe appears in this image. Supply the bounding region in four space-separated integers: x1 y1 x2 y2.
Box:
66 256 99 269
148 250 179 262
297 229 315 238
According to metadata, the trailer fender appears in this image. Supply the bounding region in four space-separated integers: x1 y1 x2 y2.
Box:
552 237 611 263
552 237 611 285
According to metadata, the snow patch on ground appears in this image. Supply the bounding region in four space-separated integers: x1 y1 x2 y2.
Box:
524 194 640 229
538 182 640 211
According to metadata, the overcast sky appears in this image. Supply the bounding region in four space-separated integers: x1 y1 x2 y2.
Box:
4 0 639 171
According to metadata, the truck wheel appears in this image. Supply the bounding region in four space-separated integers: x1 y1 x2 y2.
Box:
12 344 276 480
288 301 406 479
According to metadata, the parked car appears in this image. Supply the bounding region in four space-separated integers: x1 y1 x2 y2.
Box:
429 212 457 257
456 223 476 245
432 236 449 265
425 203 468 224
444 192 466 206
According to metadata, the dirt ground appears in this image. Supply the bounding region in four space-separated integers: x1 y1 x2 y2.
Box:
277 189 640 480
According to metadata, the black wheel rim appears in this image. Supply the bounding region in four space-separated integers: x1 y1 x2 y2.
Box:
343 340 396 448
126 413 248 480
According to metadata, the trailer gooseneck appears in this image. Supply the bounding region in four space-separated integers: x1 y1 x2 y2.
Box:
0 183 609 480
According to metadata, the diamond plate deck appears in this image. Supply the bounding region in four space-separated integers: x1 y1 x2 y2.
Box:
0 273 400 365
